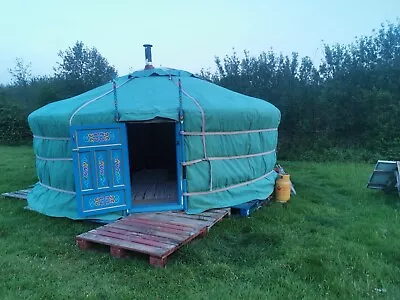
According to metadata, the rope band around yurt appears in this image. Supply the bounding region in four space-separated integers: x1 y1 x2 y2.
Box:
181 128 278 136
33 135 70 140
38 182 76 195
182 149 276 166
36 155 73 161
183 169 275 196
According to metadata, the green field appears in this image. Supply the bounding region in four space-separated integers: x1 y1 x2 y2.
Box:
0 145 399 299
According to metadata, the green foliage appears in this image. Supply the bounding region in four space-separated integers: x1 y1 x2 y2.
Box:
54 41 118 95
0 41 119 145
211 21 400 161
0 100 31 145
1 146 400 299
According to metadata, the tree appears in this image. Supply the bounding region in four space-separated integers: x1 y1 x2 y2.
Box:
8 57 32 87
8 58 33 109
54 41 118 95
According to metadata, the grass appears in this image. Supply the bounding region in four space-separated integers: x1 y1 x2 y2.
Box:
1 145 400 299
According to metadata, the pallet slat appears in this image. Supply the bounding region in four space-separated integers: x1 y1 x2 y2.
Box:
156 208 230 229
76 232 166 257
1 189 32 200
157 212 215 222
138 213 210 229
101 226 177 246
93 228 175 250
127 216 199 231
120 218 196 235
107 222 188 242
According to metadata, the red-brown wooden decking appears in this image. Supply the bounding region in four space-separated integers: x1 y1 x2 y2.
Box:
76 208 230 267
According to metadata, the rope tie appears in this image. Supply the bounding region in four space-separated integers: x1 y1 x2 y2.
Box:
113 79 119 121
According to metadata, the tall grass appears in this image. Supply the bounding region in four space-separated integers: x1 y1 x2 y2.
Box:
0 146 399 299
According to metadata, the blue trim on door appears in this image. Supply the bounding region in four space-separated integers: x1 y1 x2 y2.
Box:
178 122 188 212
176 122 183 208
71 123 132 217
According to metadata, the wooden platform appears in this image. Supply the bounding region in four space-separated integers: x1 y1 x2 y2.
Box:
76 208 230 267
131 169 177 205
1 187 33 200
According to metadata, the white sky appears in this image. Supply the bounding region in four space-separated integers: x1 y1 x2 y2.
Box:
0 0 399 84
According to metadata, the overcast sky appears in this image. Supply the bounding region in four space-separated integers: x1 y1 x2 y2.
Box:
0 0 399 84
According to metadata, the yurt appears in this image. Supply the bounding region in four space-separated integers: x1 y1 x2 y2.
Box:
27 46 281 220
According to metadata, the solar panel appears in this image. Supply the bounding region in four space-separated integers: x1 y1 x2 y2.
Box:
367 160 399 192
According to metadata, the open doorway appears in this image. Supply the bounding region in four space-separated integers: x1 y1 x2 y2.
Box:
126 119 181 211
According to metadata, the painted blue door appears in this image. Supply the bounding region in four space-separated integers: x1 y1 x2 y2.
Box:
71 123 132 217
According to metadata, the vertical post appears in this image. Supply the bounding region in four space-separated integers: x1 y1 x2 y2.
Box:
178 78 187 211
113 80 119 122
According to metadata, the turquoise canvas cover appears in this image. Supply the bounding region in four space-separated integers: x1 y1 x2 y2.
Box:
28 68 281 220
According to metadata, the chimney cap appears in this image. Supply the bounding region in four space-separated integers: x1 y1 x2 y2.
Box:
143 44 154 70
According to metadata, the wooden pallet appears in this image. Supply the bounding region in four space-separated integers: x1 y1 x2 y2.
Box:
1 187 33 200
231 196 272 217
76 208 230 267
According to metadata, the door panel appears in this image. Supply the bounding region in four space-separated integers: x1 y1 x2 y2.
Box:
71 123 131 217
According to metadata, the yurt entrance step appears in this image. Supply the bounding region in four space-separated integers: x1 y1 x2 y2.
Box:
76 208 230 267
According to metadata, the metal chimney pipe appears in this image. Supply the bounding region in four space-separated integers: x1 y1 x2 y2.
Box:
143 44 154 70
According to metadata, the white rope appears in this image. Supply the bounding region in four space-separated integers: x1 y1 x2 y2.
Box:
209 162 213 191
69 78 132 126
171 79 207 157
36 155 73 161
181 128 278 136
171 77 213 191
182 149 276 166
33 135 70 141
38 182 76 195
183 169 275 196
180 86 213 190
182 88 207 157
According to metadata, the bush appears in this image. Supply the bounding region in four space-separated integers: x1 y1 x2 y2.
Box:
0 101 31 145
